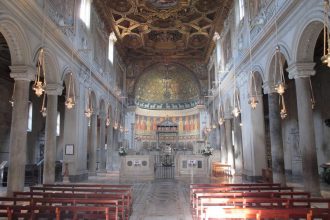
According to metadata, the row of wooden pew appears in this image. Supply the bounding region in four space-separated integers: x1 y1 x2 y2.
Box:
0 183 133 219
190 183 330 220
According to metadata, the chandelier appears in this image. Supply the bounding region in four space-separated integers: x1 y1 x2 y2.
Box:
84 88 93 118
273 46 287 119
65 72 76 109
322 0 330 66
247 24 259 109
232 78 241 118
248 72 259 109
309 78 316 109
9 82 15 107
40 92 47 117
33 48 46 97
106 106 111 127
113 100 119 130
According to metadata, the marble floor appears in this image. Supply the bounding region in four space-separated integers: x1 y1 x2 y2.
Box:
0 173 329 219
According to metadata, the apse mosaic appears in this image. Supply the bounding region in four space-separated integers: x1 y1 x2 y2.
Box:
135 114 200 142
135 63 200 110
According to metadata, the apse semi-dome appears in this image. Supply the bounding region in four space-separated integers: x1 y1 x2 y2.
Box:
135 63 200 110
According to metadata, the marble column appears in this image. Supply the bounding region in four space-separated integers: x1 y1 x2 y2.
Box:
106 123 113 170
99 112 106 170
233 117 243 174
268 92 286 186
88 113 97 174
225 119 235 171
7 66 35 196
43 84 62 184
288 62 320 196
220 124 227 163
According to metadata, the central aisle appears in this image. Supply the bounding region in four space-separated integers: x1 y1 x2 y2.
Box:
130 179 193 220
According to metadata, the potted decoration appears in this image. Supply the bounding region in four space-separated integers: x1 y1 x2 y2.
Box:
118 146 127 156
201 145 214 156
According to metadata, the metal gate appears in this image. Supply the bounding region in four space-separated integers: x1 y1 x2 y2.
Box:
154 155 175 179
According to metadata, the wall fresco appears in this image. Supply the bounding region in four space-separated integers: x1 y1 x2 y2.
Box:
135 114 200 142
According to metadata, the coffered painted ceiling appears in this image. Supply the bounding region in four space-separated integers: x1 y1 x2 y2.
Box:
94 0 233 60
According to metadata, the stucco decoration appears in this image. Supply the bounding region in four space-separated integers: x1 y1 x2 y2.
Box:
135 63 200 110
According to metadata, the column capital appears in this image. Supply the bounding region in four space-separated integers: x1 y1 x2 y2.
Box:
287 62 316 79
46 84 63 96
10 65 35 81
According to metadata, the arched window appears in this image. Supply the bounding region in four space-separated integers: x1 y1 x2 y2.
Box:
108 32 117 64
56 112 60 136
27 101 32 132
238 0 245 21
80 0 91 28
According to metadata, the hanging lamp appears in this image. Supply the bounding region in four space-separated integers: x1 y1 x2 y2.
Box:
40 92 47 117
248 73 259 109
9 82 15 107
33 2 47 97
321 0 330 66
247 20 259 109
84 88 93 118
33 48 47 97
113 100 119 130
65 72 76 109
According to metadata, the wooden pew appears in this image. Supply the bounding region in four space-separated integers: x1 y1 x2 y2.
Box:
30 186 132 217
192 191 310 216
14 191 128 220
191 186 294 208
197 197 330 219
202 207 330 220
0 204 117 220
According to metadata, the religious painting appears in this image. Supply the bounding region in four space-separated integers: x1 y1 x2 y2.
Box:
65 144 74 155
222 31 232 66
135 114 200 142
48 0 75 27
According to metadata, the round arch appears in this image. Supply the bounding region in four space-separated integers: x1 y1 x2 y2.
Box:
290 3 324 63
33 46 61 84
265 45 290 88
0 14 31 65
